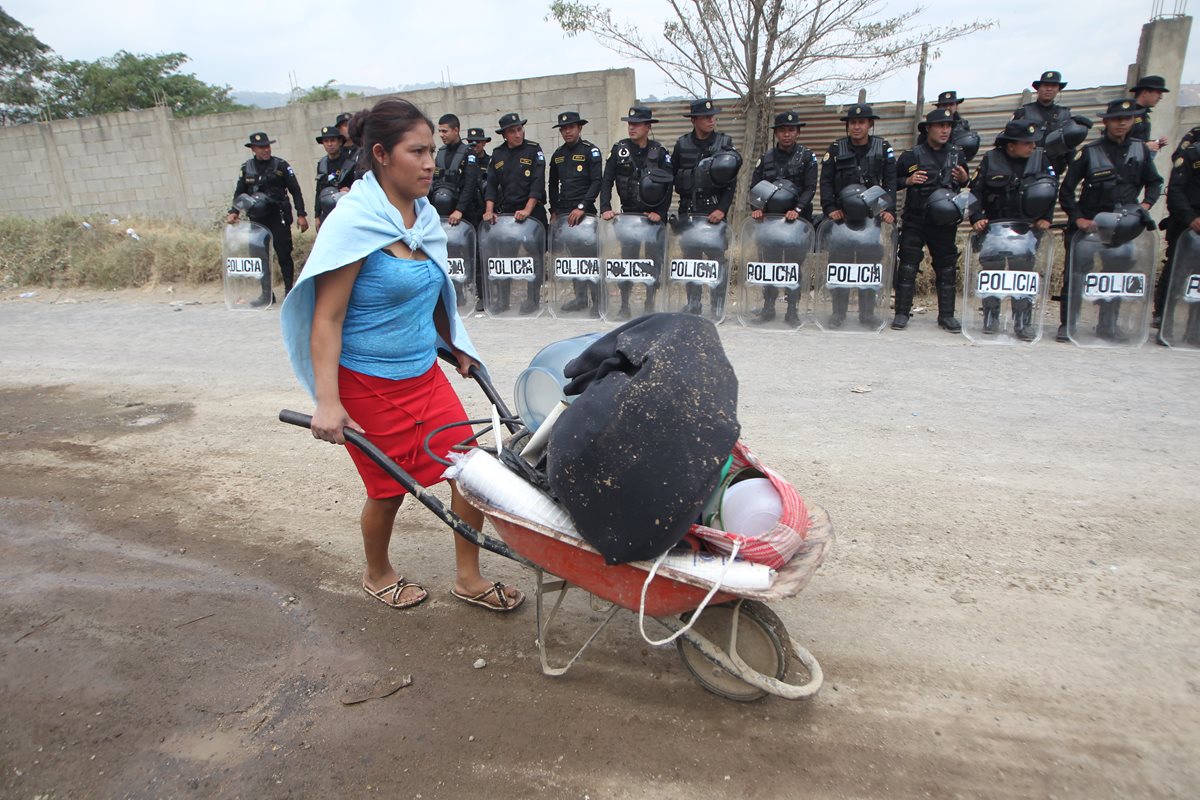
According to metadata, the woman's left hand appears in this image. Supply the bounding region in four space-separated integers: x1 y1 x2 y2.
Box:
452 349 478 378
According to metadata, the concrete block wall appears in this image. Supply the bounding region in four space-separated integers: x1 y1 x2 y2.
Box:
0 68 638 224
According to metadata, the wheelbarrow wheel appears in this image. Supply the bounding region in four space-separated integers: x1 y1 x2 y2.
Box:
675 600 790 702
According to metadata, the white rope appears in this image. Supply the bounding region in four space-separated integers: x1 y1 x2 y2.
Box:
638 538 742 646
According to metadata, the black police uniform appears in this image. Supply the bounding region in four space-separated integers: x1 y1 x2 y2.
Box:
231 154 307 294
819 115 897 327
968 136 1058 337
1058 128 1162 337
895 135 970 329
549 134 603 311
672 126 739 315
1129 108 1154 148
599 134 672 317
315 148 357 223
749 140 818 324
432 140 482 222
1157 141 1200 334
1013 100 1076 176
485 135 547 314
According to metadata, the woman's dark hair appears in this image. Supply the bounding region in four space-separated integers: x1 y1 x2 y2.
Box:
348 98 434 177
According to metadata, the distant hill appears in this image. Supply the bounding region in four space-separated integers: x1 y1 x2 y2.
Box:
1178 83 1200 107
234 82 452 109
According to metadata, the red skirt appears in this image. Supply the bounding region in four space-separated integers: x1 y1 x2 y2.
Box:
338 363 470 499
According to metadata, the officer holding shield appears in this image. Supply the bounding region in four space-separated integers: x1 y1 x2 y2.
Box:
464 127 492 311
549 110 603 313
226 131 308 296
893 108 970 332
600 105 673 319
819 103 897 328
1058 99 1163 342
749 110 818 325
672 98 742 316
483 112 547 315
1129 76 1170 156
314 125 357 228
1155 132 1200 333
968 120 1059 339
430 114 481 227
1013 71 1081 176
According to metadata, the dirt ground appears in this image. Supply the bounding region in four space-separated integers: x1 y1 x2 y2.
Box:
1 285 1197 800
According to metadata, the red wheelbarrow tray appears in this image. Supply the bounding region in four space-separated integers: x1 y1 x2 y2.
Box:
456 481 835 618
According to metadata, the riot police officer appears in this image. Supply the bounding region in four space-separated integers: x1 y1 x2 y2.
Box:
430 113 481 226
314 125 357 229
549 110 603 313
894 108 971 332
672 98 742 316
600 105 673 319
226 131 308 296
483 112 547 315
1128 75 1171 156
749 110 818 325
1013 70 1084 176
918 91 980 161
1161 142 1200 343
464 127 492 311
968 119 1059 339
819 103 897 328
1058 98 1163 342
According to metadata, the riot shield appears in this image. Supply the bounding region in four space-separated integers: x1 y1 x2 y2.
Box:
222 221 273 309
598 213 667 322
1160 229 1200 351
812 217 895 333
547 214 601 319
477 215 546 319
442 219 477 312
735 215 814 330
665 214 731 322
962 221 1054 345
1065 228 1156 348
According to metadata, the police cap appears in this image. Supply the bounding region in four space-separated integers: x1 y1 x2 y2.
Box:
315 125 345 143
1032 70 1067 88
495 112 527 134
996 120 1041 143
771 111 805 128
1129 75 1170 93
621 105 659 123
1098 99 1141 119
935 90 961 106
335 112 353 126
553 110 588 128
243 131 276 148
684 98 720 117
917 107 955 132
464 128 492 143
839 104 879 122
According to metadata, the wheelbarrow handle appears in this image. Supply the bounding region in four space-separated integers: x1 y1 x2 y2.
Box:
436 349 520 434
277 409 533 567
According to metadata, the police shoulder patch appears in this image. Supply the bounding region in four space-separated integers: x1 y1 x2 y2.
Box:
467 154 476 163
1048 166 1056 176
591 147 601 159
754 158 762 168
907 164 919 174
536 151 545 162
663 152 671 163
493 160 504 170
1175 156 1184 168
823 151 831 161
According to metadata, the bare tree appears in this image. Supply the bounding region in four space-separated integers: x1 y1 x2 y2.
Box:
549 0 992 208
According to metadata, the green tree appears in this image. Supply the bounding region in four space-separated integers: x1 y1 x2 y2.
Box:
289 79 343 105
0 7 53 124
41 50 246 119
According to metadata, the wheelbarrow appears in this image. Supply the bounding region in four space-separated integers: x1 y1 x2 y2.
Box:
279 357 833 702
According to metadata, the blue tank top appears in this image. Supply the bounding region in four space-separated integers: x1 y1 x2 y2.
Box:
339 250 444 380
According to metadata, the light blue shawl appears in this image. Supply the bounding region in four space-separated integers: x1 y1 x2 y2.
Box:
279 171 483 398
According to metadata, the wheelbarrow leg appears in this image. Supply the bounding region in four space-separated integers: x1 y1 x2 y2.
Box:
534 568 620 677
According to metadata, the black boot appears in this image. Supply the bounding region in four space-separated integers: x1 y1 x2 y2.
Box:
684 284 703 315
827 289 848 328
1096 301 1129 342
891 263 918 330
1012 299 1036 342
858 289 881 327
784 290 800 327
1185 305 1200 345
492 279 511 314
935 276 962 333
754 286 778 323
643 284 657 315
561 282 589 312
982 297 1001 334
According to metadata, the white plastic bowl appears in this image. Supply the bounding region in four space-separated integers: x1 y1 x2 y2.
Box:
718 478 782 537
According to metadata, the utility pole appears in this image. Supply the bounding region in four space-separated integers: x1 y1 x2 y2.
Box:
912 42 929 144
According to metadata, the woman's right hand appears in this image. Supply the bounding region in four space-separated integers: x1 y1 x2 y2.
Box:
311 402 363 445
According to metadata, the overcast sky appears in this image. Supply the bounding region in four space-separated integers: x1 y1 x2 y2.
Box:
7 0 1198 104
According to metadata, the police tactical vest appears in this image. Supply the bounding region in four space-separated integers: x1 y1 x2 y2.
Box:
243 157 286 202
433 143 469 197
674 131 734 210
1080 139 1146 212
613 139 666 211
761 145 812 183
318 153 352 187
832 136 887 192
903 142 962 216
1021 102 1072 143
979 148 1049 219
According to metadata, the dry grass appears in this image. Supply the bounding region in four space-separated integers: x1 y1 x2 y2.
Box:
0 215 316 290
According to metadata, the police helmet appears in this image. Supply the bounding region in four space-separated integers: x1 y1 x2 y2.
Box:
234 192 272 216
1020 177 1058 220
953 129 981 160
838 184 872 222
318 186 343 215
1094 206 1147 247
749 179 800 214
1044 117 1093 158
708 150 742 188
926 188 964 226
639 167 674 207
429 186 458 216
